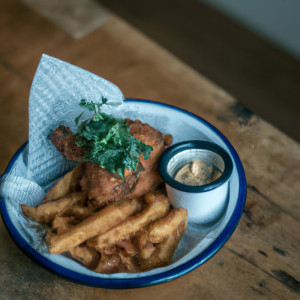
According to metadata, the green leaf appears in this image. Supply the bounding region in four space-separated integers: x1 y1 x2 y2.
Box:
74 98 153 180
75 111 85 125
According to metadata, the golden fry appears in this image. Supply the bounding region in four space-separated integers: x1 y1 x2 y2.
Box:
135 230 156 260
137 208 188 270
88 191 170 251
21 192 85 224
52 215 78 235
47 197 143 254
42 164 84 203
93 247 138 274
147 208 188 243
69 244 100 269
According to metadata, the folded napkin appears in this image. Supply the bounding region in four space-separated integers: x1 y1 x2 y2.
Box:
0 54 124 253
27 54 124 187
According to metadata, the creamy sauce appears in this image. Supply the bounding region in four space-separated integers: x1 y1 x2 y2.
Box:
174 160 222 186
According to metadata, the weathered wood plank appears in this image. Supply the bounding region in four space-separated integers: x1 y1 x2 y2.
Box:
20 0 110 39
0 64 29 170
0 0 299 299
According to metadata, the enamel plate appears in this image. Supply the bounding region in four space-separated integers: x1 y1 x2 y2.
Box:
0 99 246 289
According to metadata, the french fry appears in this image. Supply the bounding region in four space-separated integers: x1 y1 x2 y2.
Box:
47 197 143 254
93 246 138 274
52 215 79 234
147 208 188 243
136 208 187 260
93 252 122 274
69 244 100 269
88 191 170 251
42 163 84 203
61 203 96 221
21 192 85 224
138 208 188 270
135 230 156 260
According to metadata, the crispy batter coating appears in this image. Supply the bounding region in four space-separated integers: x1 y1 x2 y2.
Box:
125 119 166 170
124 168 162 200
51 120 172 207
81 163 138 207
51 125 85 161
147 208 188 243
51 215 79 235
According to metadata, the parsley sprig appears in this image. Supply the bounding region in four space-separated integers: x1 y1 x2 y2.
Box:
75 98 153 180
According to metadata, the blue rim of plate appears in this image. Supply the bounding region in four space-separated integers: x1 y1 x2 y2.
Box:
0 99 247 289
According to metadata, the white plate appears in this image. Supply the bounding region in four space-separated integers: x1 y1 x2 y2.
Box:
0 99 246 288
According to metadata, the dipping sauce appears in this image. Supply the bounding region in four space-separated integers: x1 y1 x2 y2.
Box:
158 141 234 223
174 160 222 186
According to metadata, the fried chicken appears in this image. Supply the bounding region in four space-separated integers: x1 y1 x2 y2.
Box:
51 125 85 161
51 119 172 207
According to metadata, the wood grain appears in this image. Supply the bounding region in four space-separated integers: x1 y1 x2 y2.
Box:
20 0 110 39
98 0 300 142
0 0 299 299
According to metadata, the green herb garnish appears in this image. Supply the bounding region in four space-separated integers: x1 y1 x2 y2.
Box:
75 98 153 180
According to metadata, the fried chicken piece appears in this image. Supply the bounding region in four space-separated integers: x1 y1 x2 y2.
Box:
50 120 172 207
125 119 171 170
81 162 138 207
162 133 173 147
124 168 162 200
84 120 171 206
51 125 85 161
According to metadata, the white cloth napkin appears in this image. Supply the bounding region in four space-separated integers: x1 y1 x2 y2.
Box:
0 53 124 255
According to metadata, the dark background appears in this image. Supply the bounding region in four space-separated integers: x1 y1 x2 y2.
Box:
98 0 300 142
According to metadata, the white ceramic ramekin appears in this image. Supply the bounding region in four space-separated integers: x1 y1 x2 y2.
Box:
158 141 233 224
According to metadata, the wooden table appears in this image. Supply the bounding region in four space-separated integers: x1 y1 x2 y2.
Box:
0 1 299 299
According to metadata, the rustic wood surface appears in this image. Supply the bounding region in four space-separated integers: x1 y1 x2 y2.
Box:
0 0 299 299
